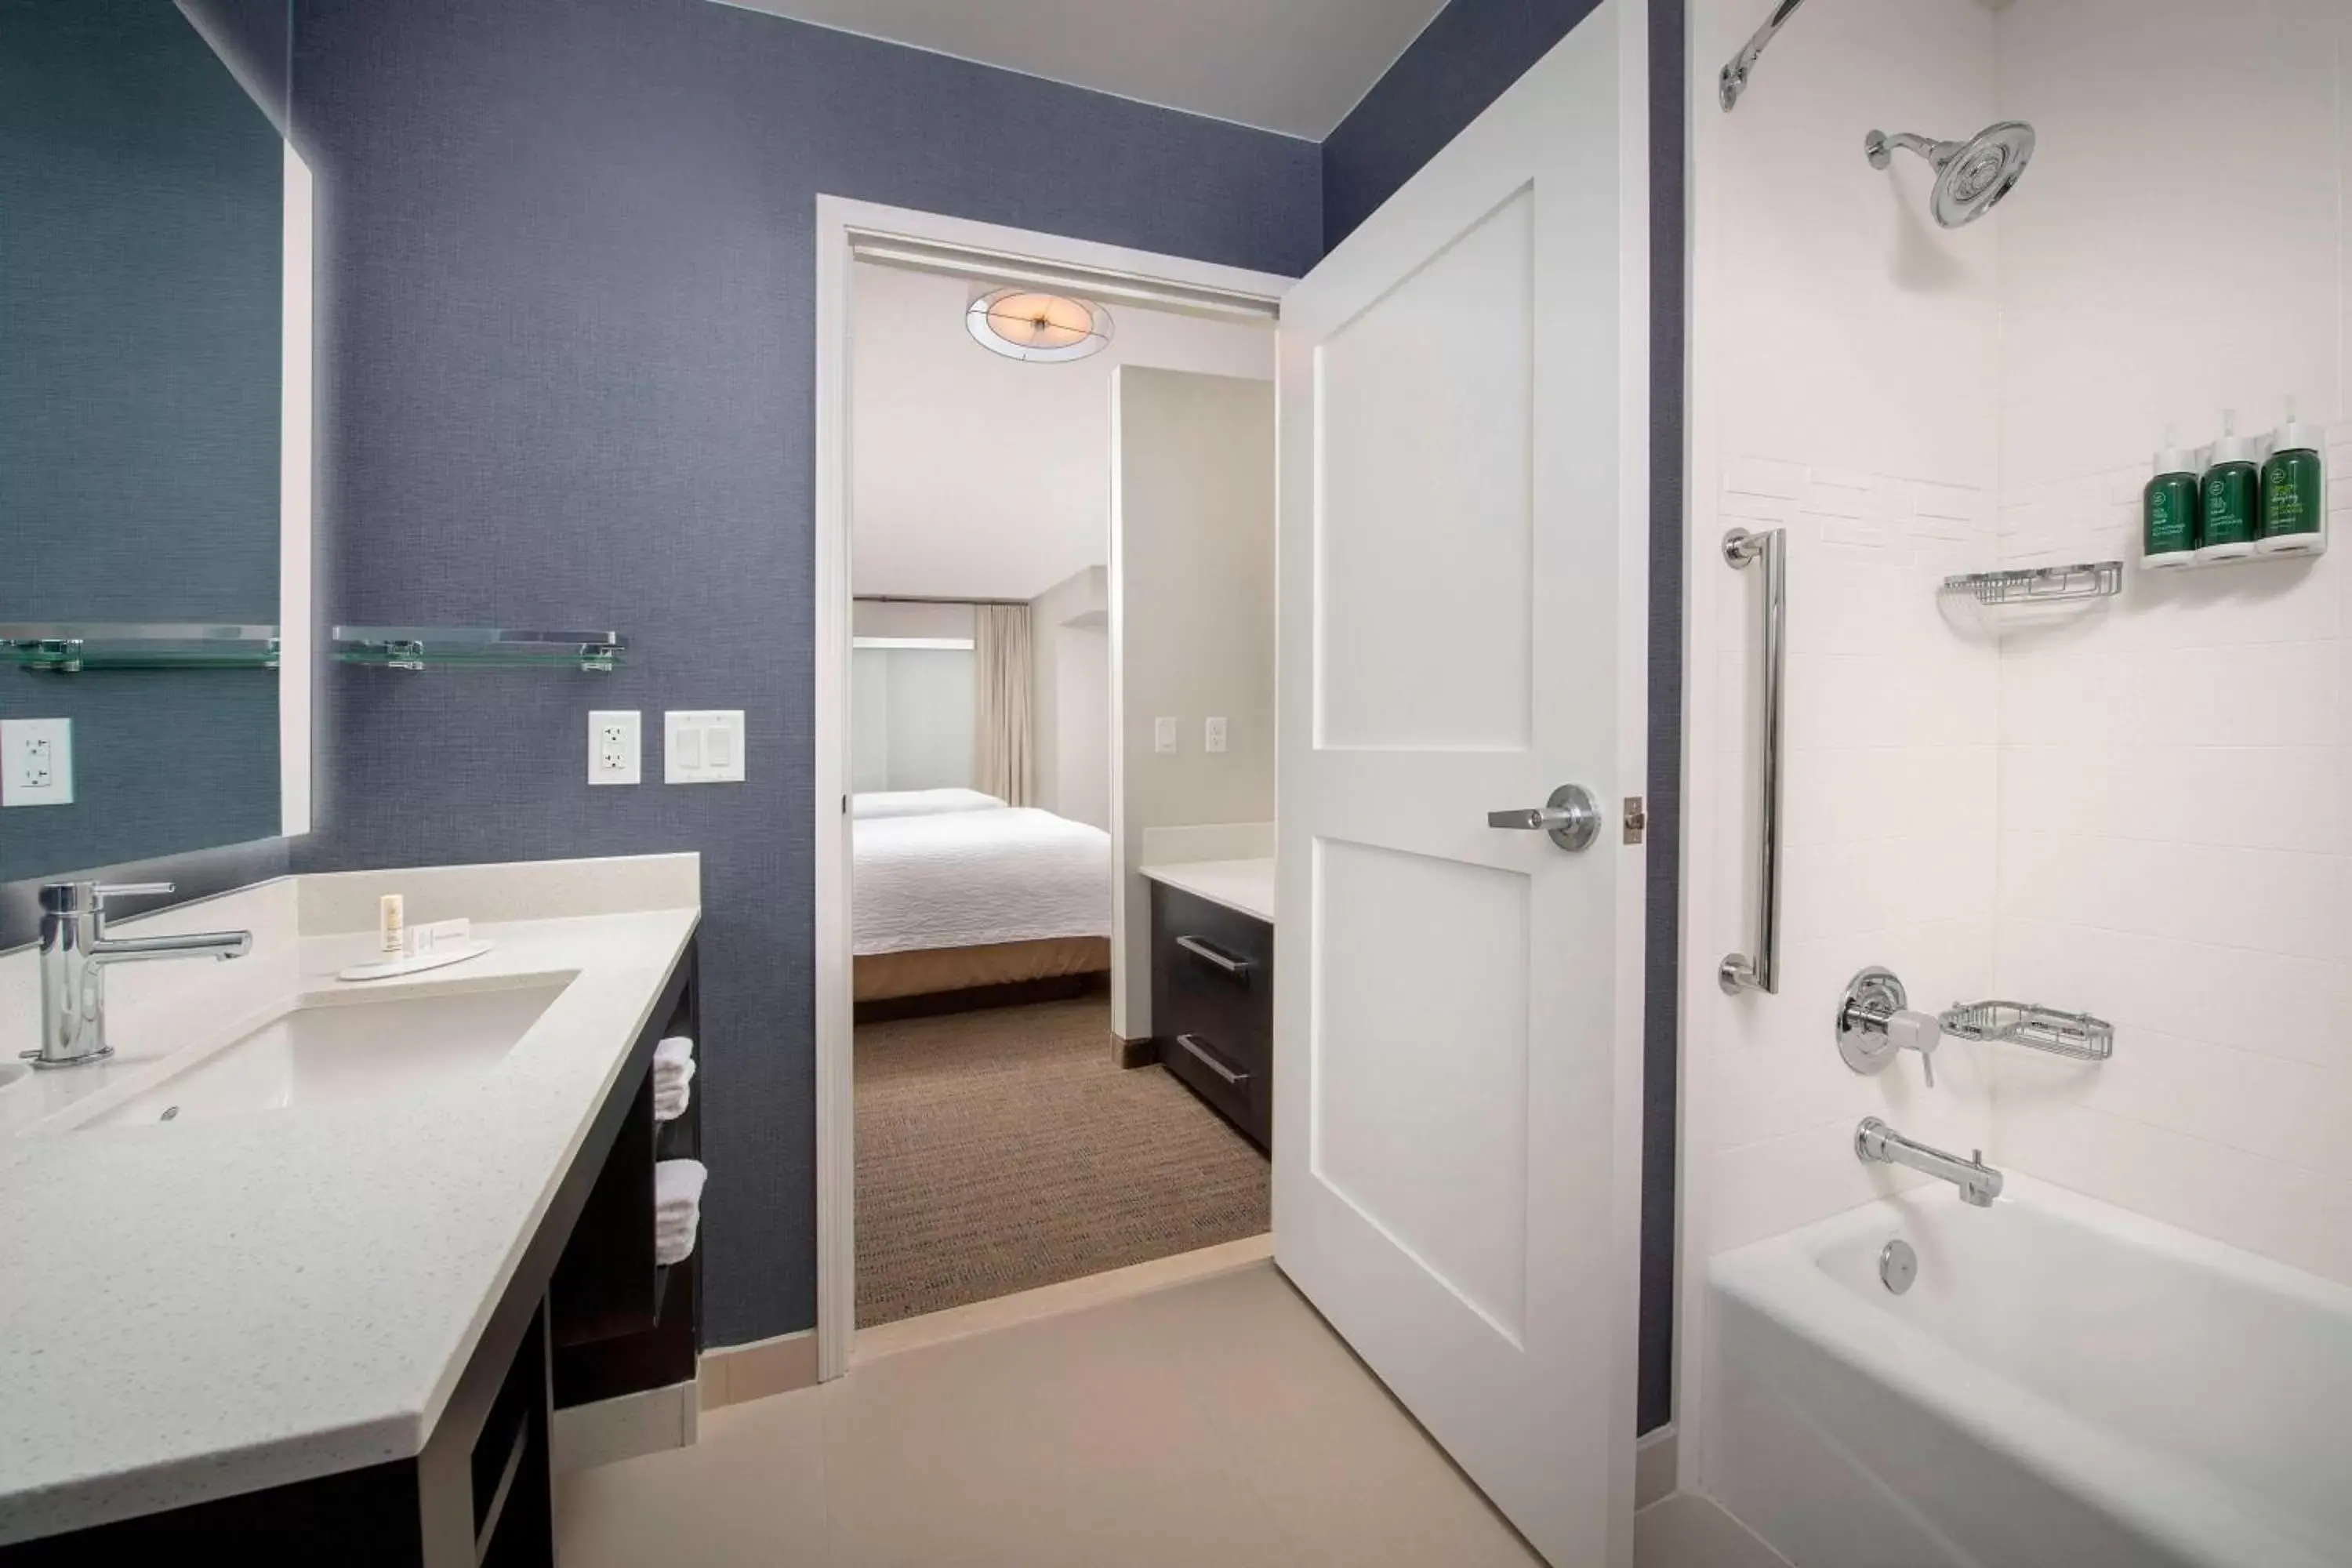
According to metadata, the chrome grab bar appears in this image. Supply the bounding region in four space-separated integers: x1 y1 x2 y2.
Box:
1719 527 1786 996
1174 935 1252 977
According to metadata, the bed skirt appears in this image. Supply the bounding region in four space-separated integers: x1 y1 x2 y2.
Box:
853 936 1112 1003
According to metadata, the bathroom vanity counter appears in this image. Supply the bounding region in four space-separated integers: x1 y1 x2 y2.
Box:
0 856 700 1549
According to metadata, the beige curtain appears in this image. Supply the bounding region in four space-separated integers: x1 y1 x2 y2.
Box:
973 603 1034 806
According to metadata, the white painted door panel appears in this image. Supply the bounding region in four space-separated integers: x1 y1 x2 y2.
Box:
1272 5 1649 1566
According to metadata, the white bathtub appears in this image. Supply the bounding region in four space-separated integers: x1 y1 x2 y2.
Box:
1706 1177 2352 1568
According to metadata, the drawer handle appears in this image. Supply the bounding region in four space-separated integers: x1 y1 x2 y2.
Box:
1174 1033 1248 1086
1175 935 1253 977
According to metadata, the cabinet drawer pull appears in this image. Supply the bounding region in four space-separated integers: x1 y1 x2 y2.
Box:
1174 1033 1248 1086
1175 935 1253 977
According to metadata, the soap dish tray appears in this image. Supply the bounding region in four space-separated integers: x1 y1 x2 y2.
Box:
337 940 495 982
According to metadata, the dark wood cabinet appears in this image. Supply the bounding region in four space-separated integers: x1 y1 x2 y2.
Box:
1149 882 1273 1150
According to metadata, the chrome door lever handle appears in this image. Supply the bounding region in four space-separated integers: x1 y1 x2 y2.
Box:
1486 784 1600 851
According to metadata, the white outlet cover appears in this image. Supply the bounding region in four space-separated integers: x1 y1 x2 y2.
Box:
1154 717 1178 754
1 717 74 808
666 710 746 784
1205 717 1229 753
588 710 641 786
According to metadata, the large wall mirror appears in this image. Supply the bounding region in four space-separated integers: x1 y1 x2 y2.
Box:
0 0 310 886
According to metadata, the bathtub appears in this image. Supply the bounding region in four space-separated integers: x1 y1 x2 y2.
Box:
1706 1177 2352 1568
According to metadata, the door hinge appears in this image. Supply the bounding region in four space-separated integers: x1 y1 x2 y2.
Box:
1623 796 1647 845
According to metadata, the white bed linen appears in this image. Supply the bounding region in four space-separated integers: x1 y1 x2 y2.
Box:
854 808 1111 955
851 788 1005 819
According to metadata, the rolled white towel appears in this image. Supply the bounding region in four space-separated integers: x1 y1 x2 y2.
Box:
655 1159 706 1266
652 1037 696 1123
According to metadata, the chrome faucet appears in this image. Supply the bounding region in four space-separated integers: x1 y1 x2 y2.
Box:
1855 1117 2005 1207
27 881 252 1069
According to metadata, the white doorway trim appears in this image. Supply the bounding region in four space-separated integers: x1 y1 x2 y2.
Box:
811 194 1294 1381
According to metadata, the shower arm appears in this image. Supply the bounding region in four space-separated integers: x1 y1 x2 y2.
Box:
1865 129 1958 169
1719 0 1809 112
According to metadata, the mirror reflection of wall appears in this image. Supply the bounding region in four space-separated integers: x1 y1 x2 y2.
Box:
0 0 304 885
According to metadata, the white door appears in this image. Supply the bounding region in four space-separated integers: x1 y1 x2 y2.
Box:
1271 4 1649 1565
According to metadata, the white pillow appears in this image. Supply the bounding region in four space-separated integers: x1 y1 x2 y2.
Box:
851 788 1007 820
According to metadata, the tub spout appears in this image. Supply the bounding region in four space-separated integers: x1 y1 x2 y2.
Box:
1856 1117 2005 1207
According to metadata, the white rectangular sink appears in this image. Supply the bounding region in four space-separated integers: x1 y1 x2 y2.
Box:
77 978 572 1130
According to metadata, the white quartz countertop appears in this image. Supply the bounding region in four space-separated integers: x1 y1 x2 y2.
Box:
1141 858 1276 924
0 868 699 1544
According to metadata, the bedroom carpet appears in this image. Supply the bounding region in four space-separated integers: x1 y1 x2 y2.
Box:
855 996 1270 1328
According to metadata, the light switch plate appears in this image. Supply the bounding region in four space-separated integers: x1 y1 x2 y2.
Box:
589 710 641 786
666 710 746 784
1205 717 1229 754
1154 717 1178 754
2 717 73 808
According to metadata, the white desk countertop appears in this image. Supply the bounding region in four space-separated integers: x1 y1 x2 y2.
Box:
1140 858 1276 924
0 858 699 1544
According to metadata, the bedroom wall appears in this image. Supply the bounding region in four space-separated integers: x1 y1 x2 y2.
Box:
1029 565 1110 827
287 0 1320 1350
1110 368 1277 1044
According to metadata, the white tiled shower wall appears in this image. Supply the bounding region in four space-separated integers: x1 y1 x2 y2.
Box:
1684 0 2352 1480
1987 0 2352 1285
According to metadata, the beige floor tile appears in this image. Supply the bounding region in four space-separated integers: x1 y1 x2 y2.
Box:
819 1294 1297 1568
1633 1494 1791 1568
553 1257 1722 1568
1127 1264 1544 1567
554 1388 829 1567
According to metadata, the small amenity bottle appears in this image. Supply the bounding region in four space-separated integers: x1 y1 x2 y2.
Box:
2196 410 2259 562
2142 426 2199 568
2259 398 2327 557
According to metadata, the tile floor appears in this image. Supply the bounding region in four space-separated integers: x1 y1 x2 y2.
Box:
555 1261 1784 1566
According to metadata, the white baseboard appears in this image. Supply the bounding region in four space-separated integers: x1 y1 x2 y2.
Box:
699 1327 819 1409
1635 1424 1677 1511
551 1380 699 1475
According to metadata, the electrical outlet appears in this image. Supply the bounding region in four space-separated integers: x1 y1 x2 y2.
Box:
1 717 73 808
1205 717 1229 753
666 710 746 783
1154 717 1178 754
588 710 641 786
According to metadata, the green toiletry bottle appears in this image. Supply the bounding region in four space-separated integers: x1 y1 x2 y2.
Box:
2143 426 2199 568
2197 409 2259 562
2259 397 2327 557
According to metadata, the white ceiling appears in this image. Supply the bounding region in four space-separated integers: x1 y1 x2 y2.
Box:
712 0 1447 140
851 262 1273 601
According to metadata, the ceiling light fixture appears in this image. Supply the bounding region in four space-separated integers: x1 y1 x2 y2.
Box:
965 287 1113 364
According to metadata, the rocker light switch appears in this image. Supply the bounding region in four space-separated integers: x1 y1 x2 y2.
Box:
1154 717 1178 754
666 710 745 783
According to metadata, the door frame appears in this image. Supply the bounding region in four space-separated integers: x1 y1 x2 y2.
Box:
811 194 1291 1379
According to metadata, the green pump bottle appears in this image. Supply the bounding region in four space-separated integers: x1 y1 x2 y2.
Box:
2259 397 2327 557
2197 410 2259 563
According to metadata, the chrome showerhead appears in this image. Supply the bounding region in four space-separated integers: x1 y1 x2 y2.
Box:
1865 120 2036 228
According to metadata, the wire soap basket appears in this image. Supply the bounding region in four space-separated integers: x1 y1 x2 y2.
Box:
1938 1000 2114 1062
1940 561 2123 607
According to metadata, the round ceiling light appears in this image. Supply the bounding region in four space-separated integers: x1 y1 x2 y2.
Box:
965 287 1113 364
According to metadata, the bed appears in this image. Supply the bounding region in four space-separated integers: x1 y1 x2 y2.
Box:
851 793 1112 1004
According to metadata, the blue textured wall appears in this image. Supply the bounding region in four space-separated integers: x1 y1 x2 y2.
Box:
1327 0 1686 1434
285 0 1319 1349
1323 0 1608 252
0 0 285 883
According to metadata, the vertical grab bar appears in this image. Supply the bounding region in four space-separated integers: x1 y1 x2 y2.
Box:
1719 527 1785 995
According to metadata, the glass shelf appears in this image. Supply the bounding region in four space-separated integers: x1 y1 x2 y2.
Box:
332 626 627 673
1940 561 2122 606
0 622 281 673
